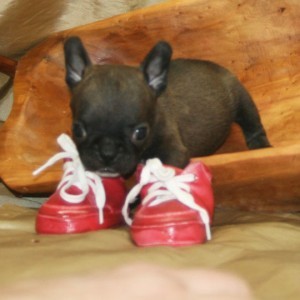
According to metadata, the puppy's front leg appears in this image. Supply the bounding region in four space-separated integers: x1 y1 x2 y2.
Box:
163 148 190 169
155 139 189 169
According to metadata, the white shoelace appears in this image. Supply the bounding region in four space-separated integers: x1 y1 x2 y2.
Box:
33 134 106 224
122 158 211 240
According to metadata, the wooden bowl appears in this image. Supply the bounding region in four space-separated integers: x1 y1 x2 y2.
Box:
0 0 299 211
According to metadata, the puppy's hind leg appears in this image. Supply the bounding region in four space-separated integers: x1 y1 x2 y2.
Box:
235 85 271 149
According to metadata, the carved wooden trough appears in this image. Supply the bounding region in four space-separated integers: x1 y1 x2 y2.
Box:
0 0 299 212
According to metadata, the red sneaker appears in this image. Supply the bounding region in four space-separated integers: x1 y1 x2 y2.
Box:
33 134 126 234
122 158 214 246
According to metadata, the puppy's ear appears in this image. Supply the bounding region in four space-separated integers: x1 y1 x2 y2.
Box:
64 36 91 89
141 41 172 95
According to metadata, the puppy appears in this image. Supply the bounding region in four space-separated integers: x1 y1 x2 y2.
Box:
64 37 270 177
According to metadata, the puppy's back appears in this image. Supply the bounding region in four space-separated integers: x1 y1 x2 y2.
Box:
159 59 241 156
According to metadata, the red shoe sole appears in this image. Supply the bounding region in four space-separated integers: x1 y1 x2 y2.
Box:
131 220 207 247
36 212 123 234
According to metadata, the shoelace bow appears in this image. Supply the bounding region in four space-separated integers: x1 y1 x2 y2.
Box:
122 158 211 240
33 134 106 224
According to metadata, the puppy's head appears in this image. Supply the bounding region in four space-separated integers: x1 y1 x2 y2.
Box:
64 37 172 177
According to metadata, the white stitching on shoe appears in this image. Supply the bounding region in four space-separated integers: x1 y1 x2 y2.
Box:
33 134 106 224
122 158 211 240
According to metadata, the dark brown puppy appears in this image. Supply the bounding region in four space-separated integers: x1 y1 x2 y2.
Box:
64 37 270 177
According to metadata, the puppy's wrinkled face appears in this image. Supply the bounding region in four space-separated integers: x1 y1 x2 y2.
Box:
71 65 155 177
64 37 172 177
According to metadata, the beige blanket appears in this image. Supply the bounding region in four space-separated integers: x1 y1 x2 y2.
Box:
0 192 299 299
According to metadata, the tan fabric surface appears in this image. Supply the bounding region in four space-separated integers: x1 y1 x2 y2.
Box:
0 202 299 300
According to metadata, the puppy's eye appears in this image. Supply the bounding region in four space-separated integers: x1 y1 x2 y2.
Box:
131 123 149 145
72 121 87 142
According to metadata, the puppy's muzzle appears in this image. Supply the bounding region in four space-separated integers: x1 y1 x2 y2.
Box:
98 137 119 163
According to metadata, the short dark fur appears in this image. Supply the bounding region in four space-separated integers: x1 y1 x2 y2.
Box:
64 37 270 177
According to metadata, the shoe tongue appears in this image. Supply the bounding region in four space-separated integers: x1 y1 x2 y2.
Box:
183 161 212 182
135 164 144 181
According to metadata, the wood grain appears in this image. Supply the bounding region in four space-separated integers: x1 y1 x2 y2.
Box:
198 145 300 212
0 0 299 211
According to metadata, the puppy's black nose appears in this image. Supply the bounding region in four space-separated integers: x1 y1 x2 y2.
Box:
99 138 118 162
